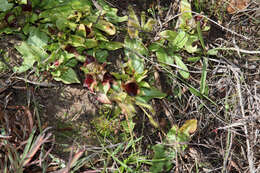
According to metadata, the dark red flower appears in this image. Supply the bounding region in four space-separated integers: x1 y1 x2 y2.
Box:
85 25 91 36
84 55 96 66
65 44 77 54
83 74 94 90
194 15 203 21
4 13 17 27
21 0 32 12
48 26 58 35
123 82 139 96
103 72 114 83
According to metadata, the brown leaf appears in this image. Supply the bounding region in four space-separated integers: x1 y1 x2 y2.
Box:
227 0 249 14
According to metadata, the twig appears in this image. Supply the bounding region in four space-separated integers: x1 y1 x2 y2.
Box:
229 65 255 173
12 76 57 87
211 47 260 54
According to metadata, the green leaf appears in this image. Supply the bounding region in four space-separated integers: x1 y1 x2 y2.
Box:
97 0 128 23
124 37 148 73
207 49 218 55
200 57 208 94
85 39 98 48
27 27 49 48
127 6 140 38
94 20 116 35
93 29 109 41
178 0 195 30
159 30 177 41
185 35 198 53
54 67 80 84
0 0 14 12
149 42 163 52
171 30 188 50
134 70 148 83
99 41 123 50
14 42 48 73
156 48 174 65
140 87 167 102
71 0 91 12
174 55 190 79
187 56 201 62
150 144 173 173
189 87 202 97
166 125 180 145
69 35 86 47
96 49 108 63
197 21 206 51
143 18 156 32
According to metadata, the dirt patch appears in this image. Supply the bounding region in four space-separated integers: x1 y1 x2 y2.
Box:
1 79 101 160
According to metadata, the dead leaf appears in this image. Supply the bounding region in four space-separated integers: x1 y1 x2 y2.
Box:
179 119 197 134
227 0 249 14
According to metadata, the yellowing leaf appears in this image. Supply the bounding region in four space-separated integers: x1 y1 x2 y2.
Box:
127 6 140 38
94 20 116 35
177 0 196 30
179 119 197 134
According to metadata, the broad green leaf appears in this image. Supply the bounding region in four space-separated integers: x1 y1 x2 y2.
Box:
159 30 177 41
54 67 80 84
138 81 150 88
179 119 197 135
96 49 108 63
124 37 148 73
76 24 87 37
171 30 188 50
85 39 98 48
27 27 49 48
143 18 156 32
56 18 70 31
97 0 128 23
156 48 174 65
150 144 173 173
71 0 91 12
185 35 198 53
0 0 13 12
134 70 148 83
69 35 86 47
94 20 116 35
14 42 48 73
149 42 163 52
64 58 78 68
167 124 189 151
94 29 109 41
166 125 178 142
174 55 190 79
140 87 167 102
99 41 123 50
